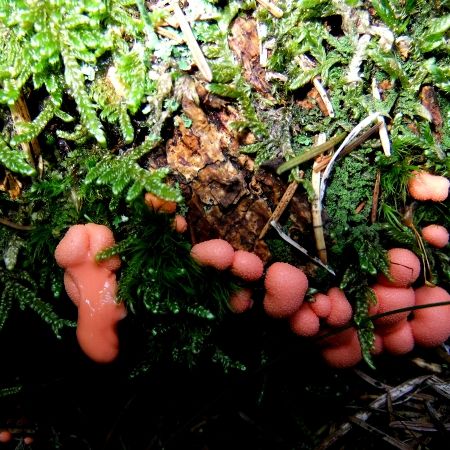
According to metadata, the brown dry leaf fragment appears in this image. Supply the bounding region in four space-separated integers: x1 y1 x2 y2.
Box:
295 87 327 112
9 94 40 171
289 193 313 234
187 195 272 263
0 172 23 199
191 160 248 208
228 17 271 95
420 86 443 131
166 97 226 180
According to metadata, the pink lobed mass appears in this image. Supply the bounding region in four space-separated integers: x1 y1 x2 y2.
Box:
382 321 415 355
289 303 320 337
371 284 415 327
230 250 264 282
55 224 126 363
325 288 352 327
410 285 450 348
320 328 362 368
263 262 308 318
408 171 449 202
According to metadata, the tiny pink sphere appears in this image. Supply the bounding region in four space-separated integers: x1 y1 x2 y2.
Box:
230 250 264 281
310 293 331 318
325 288 352 327
190 239 235 270
422 224 449 248
173 215 188 233
0 431 12 443
289 303 320 337
228 288 253 314
24 436 34 445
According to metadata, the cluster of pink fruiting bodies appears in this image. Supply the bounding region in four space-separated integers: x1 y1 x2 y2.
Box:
53 172 448 366
192 240 450 369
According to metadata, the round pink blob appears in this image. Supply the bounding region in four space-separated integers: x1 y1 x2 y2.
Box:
228 288 254 314
371 284 415 327
263 262 308 318
310 293 331 318
230 250 264 282
408 171 449 202
411 285 450 347
422 224 449 248
382 321 415 355
321 329 362 368
190 239 235 270
378 248 421 288
289 303 320 337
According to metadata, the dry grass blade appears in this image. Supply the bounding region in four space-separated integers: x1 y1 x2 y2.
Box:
313 78 334 118
371 78 391 156
270 220 336 275
172 2 212 82
311 133 328 263
314 375 432 450
256 0 284 18
349 416 412 450
389 421 450 432
426 377 450 400
319 113 381 204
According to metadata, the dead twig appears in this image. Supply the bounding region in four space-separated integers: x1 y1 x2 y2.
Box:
0 217 34 231
371 170 381 223
259 181 298 239
311 133 328 263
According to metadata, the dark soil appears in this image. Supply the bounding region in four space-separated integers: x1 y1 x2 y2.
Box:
1 308 449 450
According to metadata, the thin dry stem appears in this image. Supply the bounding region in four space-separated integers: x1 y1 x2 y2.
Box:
311 133 328 263
371 170 381 223
172 2 213 82
256 0 284 18
0 217 34 231
259 181 298 239
156 26 184 44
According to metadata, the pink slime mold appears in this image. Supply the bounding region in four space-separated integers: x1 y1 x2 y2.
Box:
55 223 126 363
